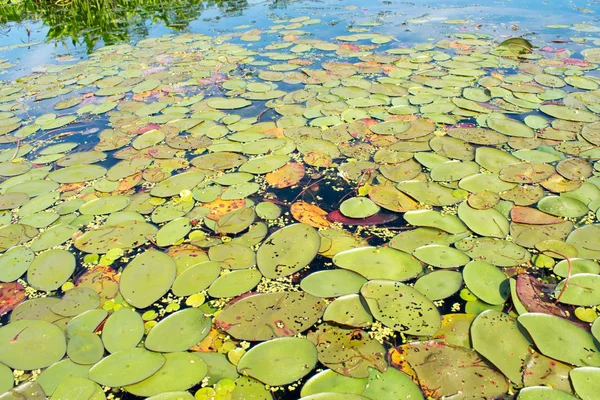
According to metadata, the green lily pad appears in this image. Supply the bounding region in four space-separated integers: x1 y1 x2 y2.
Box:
518 313 600 367
0 192 29 210
0 319 66 370
222 182 260 200
214 207 256 234
48 165 107 183
207 269 262 298
554 258 600 277
538 196 588 218
67 331 104 365
255 202 282 220
404 210 468 234
540 105 599 122
570 367 600 400
88 348 166 387
522 352 573 393
65 309 108 338
361 280 441 335
207 98 252 110
171 261 221 296
119 250 176 308
208 243 255 269
239 155 291 174
27 249 76 292
124 352 208 396
300 369 367 397
300 270 367 297
37 359 91 396
49 377 102 400
412 244 470 268
555 274 600 306
414 270 463 300
457 202 509 238
215 291 325 341
156 217 191 247
257 223 320 278
101 308 144 353
390 341 508 399
462 261 509 305
50 287 100 317
75 221 158 253
339 197 380 218
145 308 211 352
146 391 194 400
361 367 424 400
334 246 422 281
307 323 386 378
0 224 38 251
150 171 205 198
322 294 373 328
236 337 317 386
396 181 461 206
0 161 32 177
567 225 600 259
517 386 578 400
471 310 531 383
0 245 34 282
79 196 131 215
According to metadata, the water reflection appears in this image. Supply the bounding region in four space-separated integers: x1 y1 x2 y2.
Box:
0 0 250 52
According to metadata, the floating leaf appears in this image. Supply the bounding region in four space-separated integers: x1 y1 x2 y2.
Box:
390 341 508 399
333 246 422 281
215 291 325 341
518 313 600 367
257 223 320 278
471 310 531 383
124 352 208 397
120 250 176 308
307 324 386 378
361 280 441 335
89 348 165 387
0 320 66 370
236 337 317 386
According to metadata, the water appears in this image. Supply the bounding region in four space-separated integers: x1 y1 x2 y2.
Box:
1 0 598 81
2 0 600 399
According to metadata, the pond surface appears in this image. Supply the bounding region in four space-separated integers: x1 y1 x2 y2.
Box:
2 0 600 399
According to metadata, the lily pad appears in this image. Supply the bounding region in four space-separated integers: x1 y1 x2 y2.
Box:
171 261 221 296
88 348 166 387
471 310 531 383
333 246 422 281
124 352 208 397
412 244 470 268
361 280 441 335
0 246 34 282
414 270 463 300
300 270 367 298
75 221 157 253
462 261 509 305
308 323 386 378
27 249 76 292
518 313 600 367
119 250 176 308
101 308 144 353
145 308 211 352
570 367 600 400
236 337 317 386
389 341 508 399
339 197 380 218
215 291 326 341
0 319 66 370
257 223 320 278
